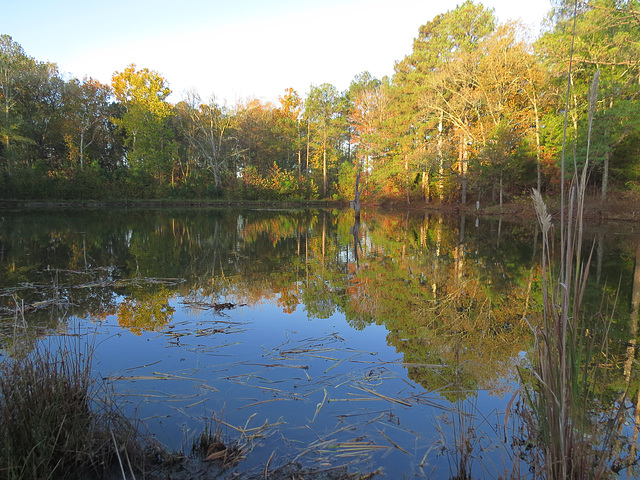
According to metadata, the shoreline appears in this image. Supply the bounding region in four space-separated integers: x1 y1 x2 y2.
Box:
1 191 639 225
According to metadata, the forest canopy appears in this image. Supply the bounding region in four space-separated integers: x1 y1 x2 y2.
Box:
1 0 639 203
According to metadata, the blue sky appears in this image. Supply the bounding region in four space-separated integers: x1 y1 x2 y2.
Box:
3 0 551 104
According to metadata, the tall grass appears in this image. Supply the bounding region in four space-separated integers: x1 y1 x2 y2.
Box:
524 64 626 478
0 336 146 480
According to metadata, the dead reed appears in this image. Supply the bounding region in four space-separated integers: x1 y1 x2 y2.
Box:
189 411 246 468
0 335 146 480
523 67 627 478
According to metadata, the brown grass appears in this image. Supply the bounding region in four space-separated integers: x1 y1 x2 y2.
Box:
0 336 146 480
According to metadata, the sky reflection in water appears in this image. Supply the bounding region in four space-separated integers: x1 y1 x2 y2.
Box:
1 207 637 478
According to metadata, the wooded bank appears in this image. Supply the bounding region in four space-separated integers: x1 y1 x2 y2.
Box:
1 0 639 206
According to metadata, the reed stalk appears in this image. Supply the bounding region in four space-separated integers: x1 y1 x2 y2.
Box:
525 60 624 479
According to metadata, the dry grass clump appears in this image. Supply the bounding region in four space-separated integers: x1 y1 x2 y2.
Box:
188 410 250 470
0 338 146 480
189 420 245 468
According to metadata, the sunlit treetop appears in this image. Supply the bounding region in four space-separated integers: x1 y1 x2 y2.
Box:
111 63 172 118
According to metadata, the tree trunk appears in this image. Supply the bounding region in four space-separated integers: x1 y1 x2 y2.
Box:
405 156 410 206
306 118 310 176
459 135 469 205
79 130 85 171
321 211 326 260
499 171 503 211
534 100 542 192
2 78 14 174
352 165 364 216
455 215 466 280
297 118 302 178
322 130 327 197
422 168 429 203
438 112 444 202
596 232 604 284
602 150 609 201
213 164 219 189
350 211 361 267
624 241 640 379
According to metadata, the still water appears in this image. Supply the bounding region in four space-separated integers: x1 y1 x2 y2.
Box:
1 207 639 478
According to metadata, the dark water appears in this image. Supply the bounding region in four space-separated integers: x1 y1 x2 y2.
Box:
1 207 639 478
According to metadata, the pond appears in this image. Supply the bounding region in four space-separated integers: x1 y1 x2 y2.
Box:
1 207 639 478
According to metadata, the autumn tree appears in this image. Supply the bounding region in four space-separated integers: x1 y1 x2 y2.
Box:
416 1 497 205
344 72 387 204
178 92 236 189
0 36 124 198
0 36 66 171
380 1 496 205
0 35 31 172
304 83 348 197
539 0 640 199
467 23 545 206
111 64 176 185
17 59 67 169
235 98 280 177
277 88 304 176
62 77 112 172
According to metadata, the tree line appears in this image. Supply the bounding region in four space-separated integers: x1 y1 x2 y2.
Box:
1 0 639 203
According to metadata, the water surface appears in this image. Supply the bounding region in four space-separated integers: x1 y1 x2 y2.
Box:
1 207 638 478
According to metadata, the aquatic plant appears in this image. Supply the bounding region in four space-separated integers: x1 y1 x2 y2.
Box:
522 7 629 475
0 335 146 480
189 411 246 468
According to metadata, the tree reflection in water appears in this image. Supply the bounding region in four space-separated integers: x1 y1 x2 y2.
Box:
0 208 637 477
